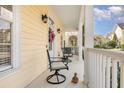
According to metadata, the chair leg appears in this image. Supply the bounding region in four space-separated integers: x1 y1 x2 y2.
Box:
56 74 59 83
47 70 66 84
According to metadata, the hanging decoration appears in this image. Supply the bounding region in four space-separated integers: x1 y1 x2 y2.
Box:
48 17 55 50
49 27 55 43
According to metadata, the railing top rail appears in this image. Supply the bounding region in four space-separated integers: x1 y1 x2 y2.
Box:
87 48 124 62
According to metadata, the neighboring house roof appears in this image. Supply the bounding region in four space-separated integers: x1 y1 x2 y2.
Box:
94 35 105 42
118 23 124 29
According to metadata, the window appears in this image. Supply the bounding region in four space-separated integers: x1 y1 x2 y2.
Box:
0 5 19 72
0 20 11 66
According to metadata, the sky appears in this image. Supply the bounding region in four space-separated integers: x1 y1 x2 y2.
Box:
94 5 124 36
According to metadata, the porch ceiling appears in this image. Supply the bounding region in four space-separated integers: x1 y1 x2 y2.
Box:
51 5 81 30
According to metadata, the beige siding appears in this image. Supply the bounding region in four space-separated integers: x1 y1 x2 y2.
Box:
0 5 63 87
115 26 122 40
121 30 124 44
115 26 124 44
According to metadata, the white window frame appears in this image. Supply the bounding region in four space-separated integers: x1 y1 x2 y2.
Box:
0 6 20 78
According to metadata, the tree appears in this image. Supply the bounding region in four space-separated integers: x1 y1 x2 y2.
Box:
106 40 117 49
112 33 119 47
113 33 118 42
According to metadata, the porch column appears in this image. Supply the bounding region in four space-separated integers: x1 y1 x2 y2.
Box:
85 5 94 48
78 6 84 63
84 5 94 87
78 6 85 82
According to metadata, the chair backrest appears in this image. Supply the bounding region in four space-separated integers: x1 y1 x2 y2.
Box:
46 49 52 70
63 47 72 54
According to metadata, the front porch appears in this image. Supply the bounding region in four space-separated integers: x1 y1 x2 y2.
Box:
0 5 124 88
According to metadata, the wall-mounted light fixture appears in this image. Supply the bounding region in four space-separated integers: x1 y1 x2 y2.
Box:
42 14 48 23
57 28 61 33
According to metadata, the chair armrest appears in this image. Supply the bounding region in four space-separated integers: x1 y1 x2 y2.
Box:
51 60 63 62
50 57 64 59
50 57 68 62
51 59 68 65
50 57 69 66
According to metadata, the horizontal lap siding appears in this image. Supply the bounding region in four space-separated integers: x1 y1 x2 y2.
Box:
0 6 48 87
20 6 48 87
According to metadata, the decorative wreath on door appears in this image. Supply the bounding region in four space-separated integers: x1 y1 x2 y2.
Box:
49 28 55 43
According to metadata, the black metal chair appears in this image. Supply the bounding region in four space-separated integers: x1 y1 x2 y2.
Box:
46 49 69 84
62 47 73 63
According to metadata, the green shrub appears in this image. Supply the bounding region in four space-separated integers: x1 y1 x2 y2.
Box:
94 45 101 48
121 44 124 49
101 43 107 49
94 40 118 49
106 40 117 49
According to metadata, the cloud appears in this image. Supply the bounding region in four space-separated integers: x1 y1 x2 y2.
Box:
108 6 123 16
94 8 111 20
94 6 124 21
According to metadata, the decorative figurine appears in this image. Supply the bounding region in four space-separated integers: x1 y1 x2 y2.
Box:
71 73 79 84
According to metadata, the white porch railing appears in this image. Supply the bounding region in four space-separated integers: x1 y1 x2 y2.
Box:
84 48 124 88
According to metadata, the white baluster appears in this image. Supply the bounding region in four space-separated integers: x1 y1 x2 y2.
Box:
112 59 118 88
120 62 124 88
91 52 93 87
95 53 98 88
96 53 100 87
89 52 91 87
88 52 92 87
99 54 103 87
92 53 96 88
94 53 97 87
84 48 89 87
102 55 106 88
106 57 111 88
